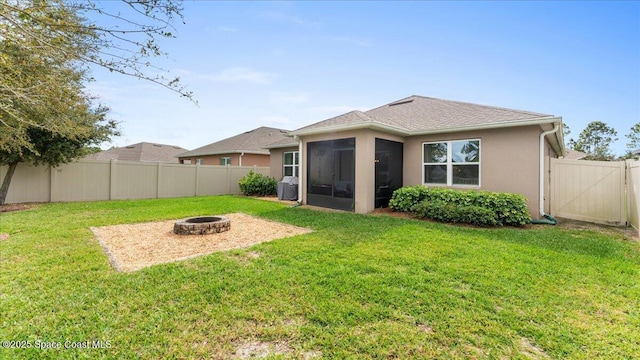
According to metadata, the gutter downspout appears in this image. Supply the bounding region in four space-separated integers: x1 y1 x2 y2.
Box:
239 152 244 167
296 135 303 205
531 123 560 225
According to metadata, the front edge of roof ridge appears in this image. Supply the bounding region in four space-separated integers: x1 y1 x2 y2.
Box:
364 95 417 114
411 95 552 117
365 95 551 118
253 125 291 132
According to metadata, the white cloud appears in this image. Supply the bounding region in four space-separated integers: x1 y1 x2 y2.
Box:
262 11 321 27
202 67 278 84
86 80 153 102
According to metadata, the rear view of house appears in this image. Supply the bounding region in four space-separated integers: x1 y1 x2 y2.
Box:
271 95 564 218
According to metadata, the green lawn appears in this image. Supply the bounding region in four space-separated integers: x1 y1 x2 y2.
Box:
1 196 638 359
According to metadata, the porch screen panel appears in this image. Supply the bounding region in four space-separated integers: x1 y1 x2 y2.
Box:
307 141 333 208
306 138 355 211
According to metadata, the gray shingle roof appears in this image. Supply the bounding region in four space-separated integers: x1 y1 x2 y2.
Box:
293 110 377 133
82 142 189 163
178 127 291 157
262 136 299 149
292 95 555 135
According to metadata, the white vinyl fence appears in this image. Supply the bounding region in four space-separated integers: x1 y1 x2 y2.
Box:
550 159 626 225
0 160 270 204
550 158 640 231
627 159 640 232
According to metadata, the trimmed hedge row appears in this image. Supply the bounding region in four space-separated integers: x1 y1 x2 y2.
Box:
389 186 530 226
412 200 499 227
238 170 277 196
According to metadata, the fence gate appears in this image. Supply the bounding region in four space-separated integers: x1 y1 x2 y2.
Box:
550 158 626 225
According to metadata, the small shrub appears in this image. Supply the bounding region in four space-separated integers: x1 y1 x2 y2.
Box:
388 186 431 212
412 200 499 227
390 186 530 226
238 170 277 196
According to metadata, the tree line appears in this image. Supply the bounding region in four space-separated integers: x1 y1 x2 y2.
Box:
564 121 640 161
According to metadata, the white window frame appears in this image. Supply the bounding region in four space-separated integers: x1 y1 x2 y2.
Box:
283 151 299 177
422 139 481 187
195 158 203 165
220 157 231 166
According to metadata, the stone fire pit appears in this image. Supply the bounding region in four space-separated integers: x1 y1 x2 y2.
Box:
174 216 230 235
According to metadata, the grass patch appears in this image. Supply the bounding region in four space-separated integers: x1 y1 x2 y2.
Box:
1 196 639 358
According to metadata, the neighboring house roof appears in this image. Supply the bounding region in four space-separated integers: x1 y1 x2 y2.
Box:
290 95 564 155
82 142 188 163
263 136 299 149
178 126 291 157
562 149 587 160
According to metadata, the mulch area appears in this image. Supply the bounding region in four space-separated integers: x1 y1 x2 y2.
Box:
91 213 313 272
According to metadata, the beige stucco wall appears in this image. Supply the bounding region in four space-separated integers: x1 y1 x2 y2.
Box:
403 125 553 218
299 129 404 213
269 146 299 181
297 125 559 217
180 153 270 167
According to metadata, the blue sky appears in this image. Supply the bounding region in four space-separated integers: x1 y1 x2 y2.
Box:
89 1 640 155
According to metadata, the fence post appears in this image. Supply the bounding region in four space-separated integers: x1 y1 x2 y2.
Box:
632 160 640 234
49 165 55 202
620 161 627 227
109 159 116 200
226 165 231 194
624 159 637 226
195 164 200 197
157 162 162 199
49 167 58 202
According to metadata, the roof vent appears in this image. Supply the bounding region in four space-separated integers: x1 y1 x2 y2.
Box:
125 146 135 149
388 99 414 107
153 144 162 147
